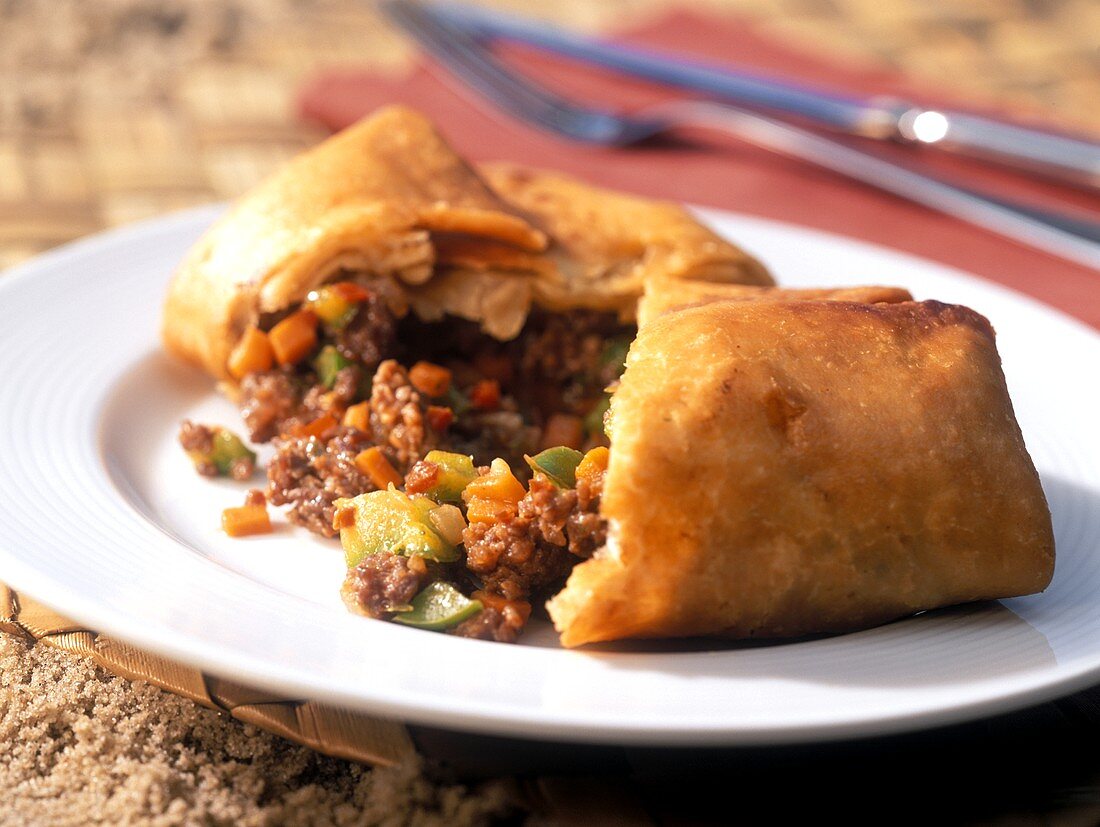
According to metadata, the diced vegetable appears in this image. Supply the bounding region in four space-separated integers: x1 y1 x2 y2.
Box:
428 504 467 545
305 282 371 329
600 336 631 375
462 458 525 507
210 429 256 476
289 413 337 439
583 394 611 438
313 344 352 389
354 447 403 490
576 446 610 484
222 504 271 537
227 327 275 380
343 401 370 432
268 309 318 366
525 446 584 488
465 498 515 524
420 450 478 502
469 379 501 411
445 386 471 416
409 361 452 397
425 405 454 432
541 413 584 450
393 582 483 631
335 488 460 567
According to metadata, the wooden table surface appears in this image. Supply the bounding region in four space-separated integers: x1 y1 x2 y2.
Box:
3 2 1100 824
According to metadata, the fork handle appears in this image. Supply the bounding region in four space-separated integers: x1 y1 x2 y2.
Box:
658 101 1100 272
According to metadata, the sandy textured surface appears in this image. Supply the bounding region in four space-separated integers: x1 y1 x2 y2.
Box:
0 634 520 826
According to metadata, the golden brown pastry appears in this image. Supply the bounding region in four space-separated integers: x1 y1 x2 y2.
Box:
162 107 771 380
548 299 1055 647
480 162 773 315
637 278 913 326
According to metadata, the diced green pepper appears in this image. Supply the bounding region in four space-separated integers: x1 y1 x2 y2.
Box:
314 344 352 389
525 446 584 489
336 488 460 568
600 336 630 376
393 582 483 630
445 385 471 417
209 429 256 476
420 450 478 502
584 394 611 438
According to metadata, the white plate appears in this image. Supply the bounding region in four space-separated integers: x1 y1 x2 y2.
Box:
2 205 1099 746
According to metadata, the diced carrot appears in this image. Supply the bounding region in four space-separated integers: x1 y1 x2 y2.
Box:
426 405 454 431
409 361 452 397
541 413 585 450
332 504 357 531
268 309 318 366
227 327 275 379
342 401 370 432
576 446 610 484
222 504 272 537
469 379 501 411
329 281 373 303
355 447 403 489
290 413 337 439
465 497 517 524
472 590 532 624
462 458 525 505
473 352 514 384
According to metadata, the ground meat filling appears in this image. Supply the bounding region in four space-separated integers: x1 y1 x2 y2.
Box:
450 605 525 644
342 551 426 618
178 420 218 477
460 472 608 603
569 471 607 559
514 311 631 417
335 291 398 371
369 360 438 470
239 368 303 444
300 365 362 421
266 425 378 537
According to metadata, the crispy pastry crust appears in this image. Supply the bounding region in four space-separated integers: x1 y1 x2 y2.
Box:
479 162 774 314
162 106 548 378
548 299 1055 647
637 279 913 326
162 109 773 379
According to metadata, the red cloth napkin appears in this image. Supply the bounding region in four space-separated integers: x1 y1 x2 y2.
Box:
298 10 1100 328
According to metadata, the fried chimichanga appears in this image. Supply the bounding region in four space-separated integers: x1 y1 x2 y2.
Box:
548 299 1055 646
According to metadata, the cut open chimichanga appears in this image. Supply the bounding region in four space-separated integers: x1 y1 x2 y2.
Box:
162 105 1053 646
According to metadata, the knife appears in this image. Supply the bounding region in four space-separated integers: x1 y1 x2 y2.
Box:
432 1 1100 191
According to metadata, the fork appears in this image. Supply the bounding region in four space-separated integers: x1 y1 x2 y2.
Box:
383 0 1100 272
